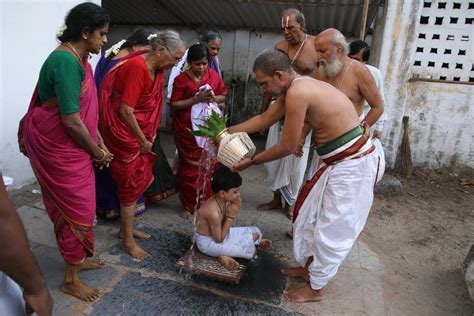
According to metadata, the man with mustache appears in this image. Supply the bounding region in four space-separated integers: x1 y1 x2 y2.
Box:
257 8 318 219
280 28 385 296
230 48 380 302
301 28 385 183
314 28 384 126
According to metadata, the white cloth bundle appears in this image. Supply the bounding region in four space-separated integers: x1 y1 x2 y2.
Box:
191 84 222 150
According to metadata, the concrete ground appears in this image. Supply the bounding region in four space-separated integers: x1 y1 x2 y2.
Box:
9 131 474 315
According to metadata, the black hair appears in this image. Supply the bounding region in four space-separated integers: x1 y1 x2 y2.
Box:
211 166 242 192
100 29 152 74
349 40 370 61
121 29 153 49
253 48 292 76
57 2 109 42
187 43 208 62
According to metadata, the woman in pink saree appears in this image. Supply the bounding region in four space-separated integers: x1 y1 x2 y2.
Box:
18 3 113 302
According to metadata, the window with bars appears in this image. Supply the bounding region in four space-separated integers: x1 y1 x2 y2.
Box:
413 1 474 83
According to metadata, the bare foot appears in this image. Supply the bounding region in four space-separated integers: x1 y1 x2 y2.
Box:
283 284 324 303
218 255 239 271
122 240 150 260
281 266 309 281
118 229 151 239
287 206 294 221
180 210 192 219
259 239 272 251
60 280 102 302
78 259 106 271
257 199 282 211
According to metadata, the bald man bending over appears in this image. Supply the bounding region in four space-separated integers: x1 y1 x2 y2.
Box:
230 49 380 302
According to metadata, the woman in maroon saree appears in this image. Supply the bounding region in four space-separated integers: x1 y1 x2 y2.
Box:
18 3 112 302
99 30 185 260
171 44 228 219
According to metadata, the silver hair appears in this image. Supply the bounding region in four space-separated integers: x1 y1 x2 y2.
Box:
282 8 305 24
150 30 185 53
333 32 349 55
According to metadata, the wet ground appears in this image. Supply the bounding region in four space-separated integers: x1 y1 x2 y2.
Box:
9 131 474 315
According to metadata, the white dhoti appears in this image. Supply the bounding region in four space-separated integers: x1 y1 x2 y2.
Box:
0 272 25 316
293 126 380 290
264 120 311 206
195 226 262 260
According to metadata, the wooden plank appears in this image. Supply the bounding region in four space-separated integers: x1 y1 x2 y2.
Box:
176 248 247 285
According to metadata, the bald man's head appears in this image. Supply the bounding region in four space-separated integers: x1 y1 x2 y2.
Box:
316 28 349 55
315 29 349 77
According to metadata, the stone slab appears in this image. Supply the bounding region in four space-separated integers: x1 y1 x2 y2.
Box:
463 245 474 300
88 272 301 316
17 205 57 248
32 244 119 315
375 174 403 196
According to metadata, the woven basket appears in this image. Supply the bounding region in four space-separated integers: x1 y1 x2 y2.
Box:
216 131 256 168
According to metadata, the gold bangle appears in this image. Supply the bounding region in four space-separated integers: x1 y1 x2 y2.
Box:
93 149 106 162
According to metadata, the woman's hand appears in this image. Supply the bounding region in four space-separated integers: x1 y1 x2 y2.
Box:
140 140 153 154
93 147 114 169
195 90 213 103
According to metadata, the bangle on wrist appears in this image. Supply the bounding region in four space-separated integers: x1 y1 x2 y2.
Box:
226 216 235 220
93 149 106 162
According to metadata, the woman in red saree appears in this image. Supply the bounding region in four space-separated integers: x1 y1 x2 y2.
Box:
171 44 228 219
18 3 113 302
99 30 185 260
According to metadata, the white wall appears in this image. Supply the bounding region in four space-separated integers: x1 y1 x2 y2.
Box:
0 0 101 188
377 0 473 170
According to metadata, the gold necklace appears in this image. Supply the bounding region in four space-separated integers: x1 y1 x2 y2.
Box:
63 42 82 62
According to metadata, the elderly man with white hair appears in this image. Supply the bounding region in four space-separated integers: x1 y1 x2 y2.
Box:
303 28 384 180
314 28 384 126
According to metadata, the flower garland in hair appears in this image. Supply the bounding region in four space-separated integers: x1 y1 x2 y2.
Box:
104 39 126 58
147 34 158 41
56 24 67 38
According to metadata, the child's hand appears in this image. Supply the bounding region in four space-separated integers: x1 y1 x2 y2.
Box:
227 197 241 218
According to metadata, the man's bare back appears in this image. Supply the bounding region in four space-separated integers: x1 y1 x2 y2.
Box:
284 76 360 145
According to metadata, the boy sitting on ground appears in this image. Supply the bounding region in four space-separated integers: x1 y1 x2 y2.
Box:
195 167 272 270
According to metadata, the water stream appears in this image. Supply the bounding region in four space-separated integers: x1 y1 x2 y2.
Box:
181 139 217 275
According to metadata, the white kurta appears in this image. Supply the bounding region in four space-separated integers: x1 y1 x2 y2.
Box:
364 65 388 134
264 120 312 206
195 226 262 260
293 138 379 290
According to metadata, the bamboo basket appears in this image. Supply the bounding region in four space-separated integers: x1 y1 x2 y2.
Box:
215 130 256 168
